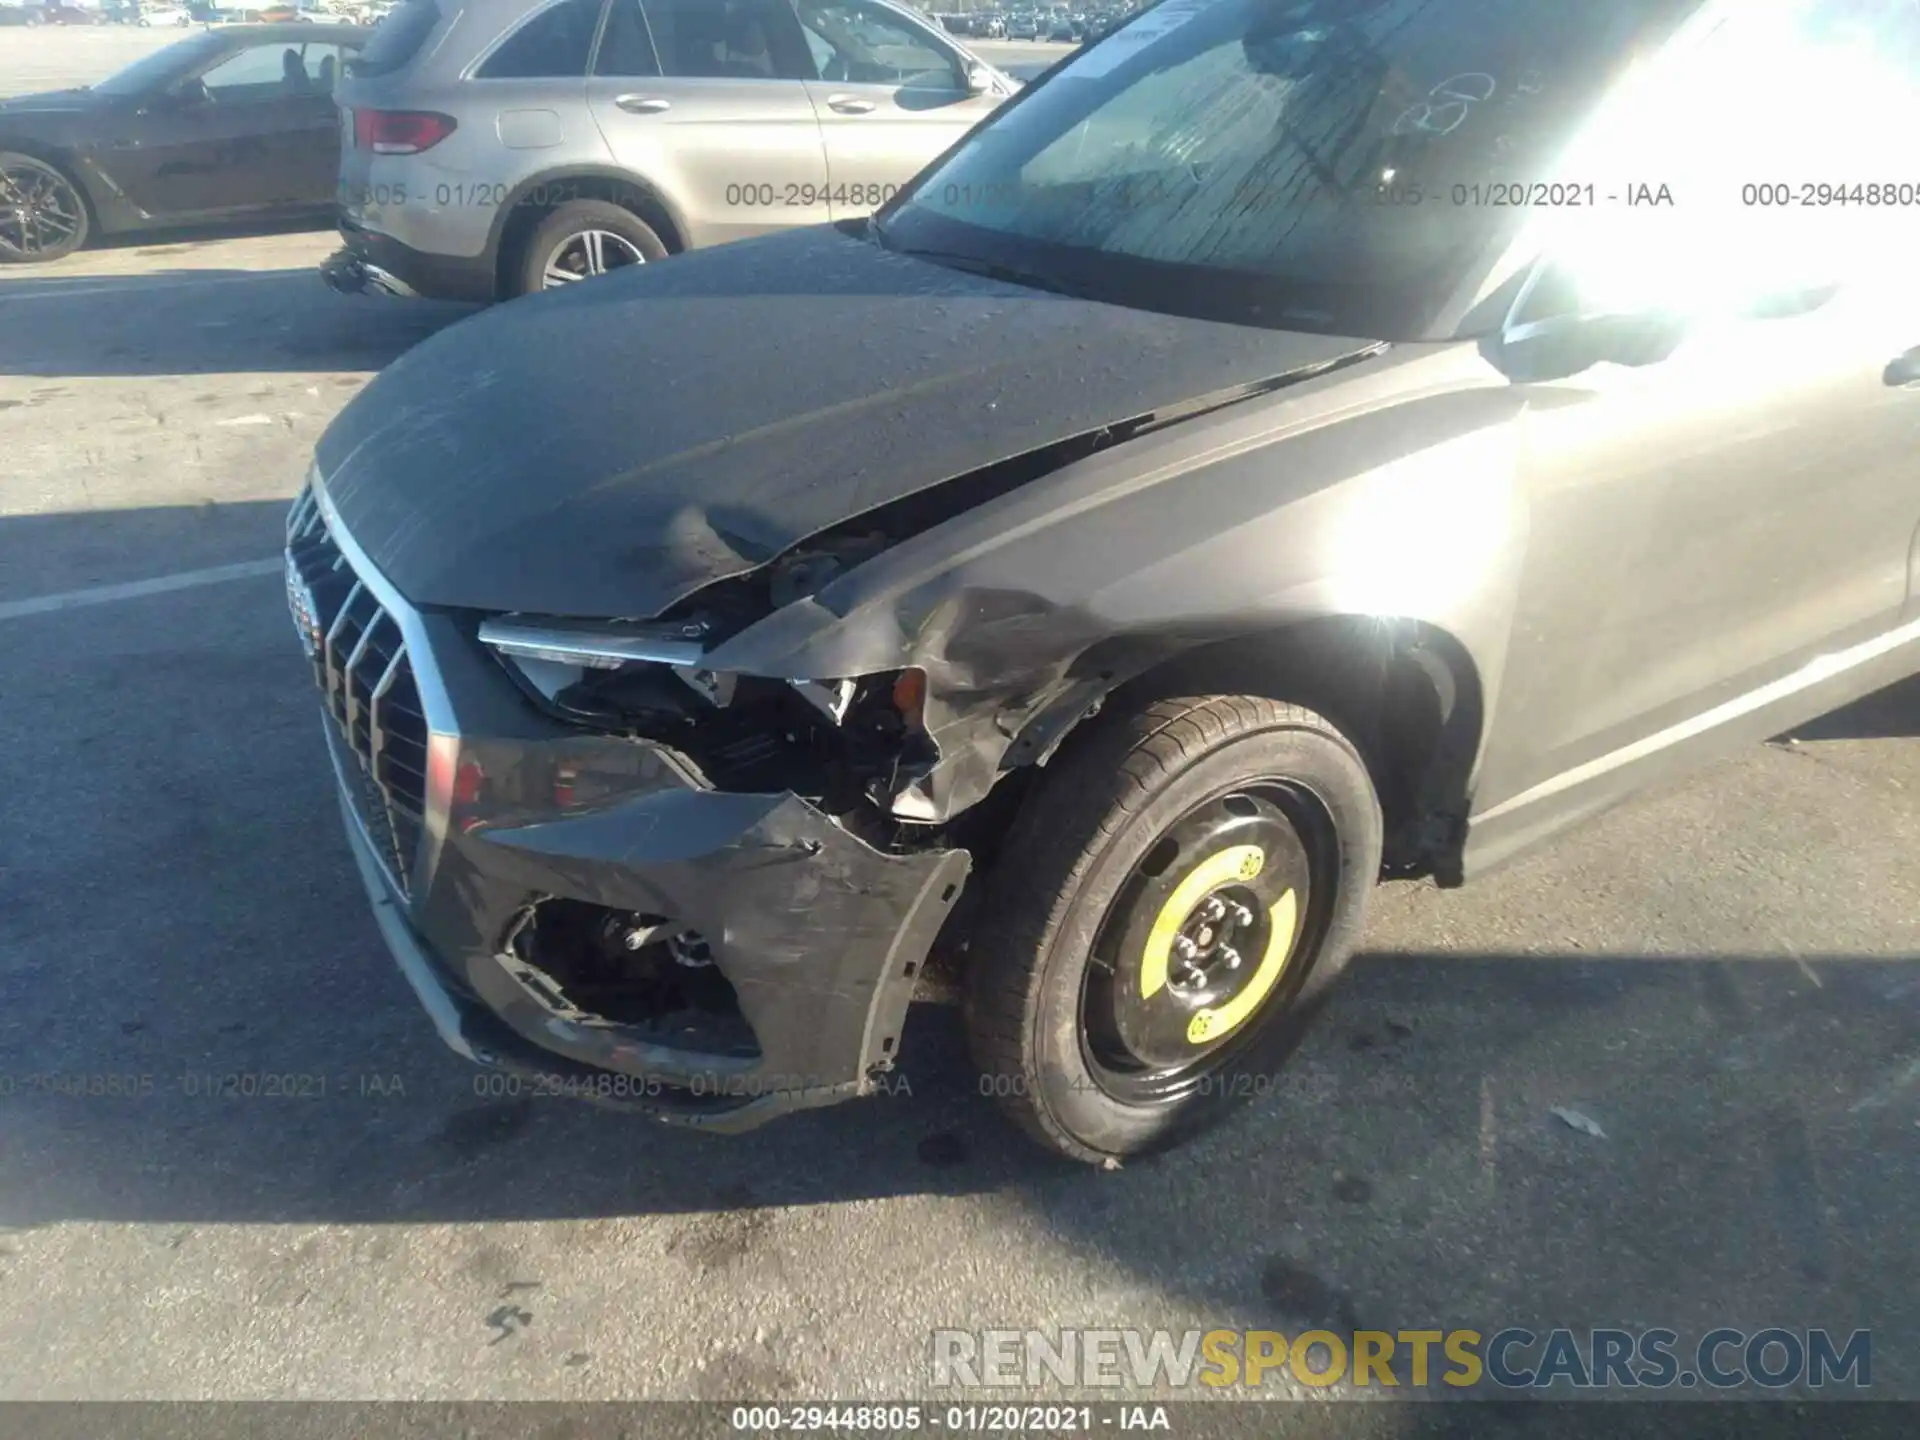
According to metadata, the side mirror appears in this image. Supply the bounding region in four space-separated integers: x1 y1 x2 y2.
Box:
964 62 994 94
1484 311 1688 384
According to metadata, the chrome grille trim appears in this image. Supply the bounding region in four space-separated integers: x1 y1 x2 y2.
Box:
286 486 319 541
287 471 453 901
368 643 406 795
342 604 377 741
322 580 363 727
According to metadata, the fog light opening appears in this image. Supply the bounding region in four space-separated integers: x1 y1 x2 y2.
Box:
507 900 760 1058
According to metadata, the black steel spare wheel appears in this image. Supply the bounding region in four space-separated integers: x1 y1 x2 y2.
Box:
0 153 89 264
964 695 1383 1164
1085 786 1314 1099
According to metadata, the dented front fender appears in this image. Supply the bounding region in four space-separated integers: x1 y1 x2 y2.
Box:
701 342 1528 822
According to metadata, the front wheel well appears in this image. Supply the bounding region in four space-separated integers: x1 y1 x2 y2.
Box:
1039 619 1483 884
492 173 685 297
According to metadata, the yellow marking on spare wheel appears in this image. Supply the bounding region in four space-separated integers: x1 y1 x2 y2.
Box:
1138 844 1266 999
1186 888 1298 1046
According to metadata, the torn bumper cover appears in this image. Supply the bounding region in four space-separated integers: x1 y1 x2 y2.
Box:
336 732 968 1129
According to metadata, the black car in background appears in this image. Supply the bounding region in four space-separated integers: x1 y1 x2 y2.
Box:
0 25 364 263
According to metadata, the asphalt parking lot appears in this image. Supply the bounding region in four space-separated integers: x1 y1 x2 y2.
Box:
2 27 1917 1414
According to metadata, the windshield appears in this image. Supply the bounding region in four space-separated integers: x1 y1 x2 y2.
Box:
91 34 221 96
876 0 1707 338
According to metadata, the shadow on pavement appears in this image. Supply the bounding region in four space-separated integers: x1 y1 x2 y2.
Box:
0 502 1914 1392
0 266 477 378
93 215 338 253
1779 672 1920 741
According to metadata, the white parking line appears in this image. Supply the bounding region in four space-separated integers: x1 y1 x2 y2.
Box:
0 558 280 623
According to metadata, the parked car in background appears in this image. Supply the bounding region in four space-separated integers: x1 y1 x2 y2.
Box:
38 4 105 22
0 26 366 264
0 3 47 23
322 0 1017 302
199 3 282 18
138 3 197 22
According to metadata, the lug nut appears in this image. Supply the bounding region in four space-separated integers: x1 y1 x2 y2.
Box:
1173 935 1199 961
1231 902 1255 929
1202 895 1227 922
1218 945 1241 971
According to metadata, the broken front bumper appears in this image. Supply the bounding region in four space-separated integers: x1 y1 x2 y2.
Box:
334 753 968 1130
293 484 968 1132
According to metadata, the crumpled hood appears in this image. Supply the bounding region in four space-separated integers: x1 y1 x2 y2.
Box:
316 224 1379 619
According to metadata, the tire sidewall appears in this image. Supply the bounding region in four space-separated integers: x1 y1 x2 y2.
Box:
517 200 666 297
1024 722 1380 1158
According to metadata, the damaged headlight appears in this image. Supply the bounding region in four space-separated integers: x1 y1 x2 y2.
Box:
477 616 917 722
479 615 737 706
478 615 936 813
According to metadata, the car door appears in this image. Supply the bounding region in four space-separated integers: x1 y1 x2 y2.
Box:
1473 0 1920 812
119 39 338 216
585 0 831 249
792 0 1003 222
281 40 354 205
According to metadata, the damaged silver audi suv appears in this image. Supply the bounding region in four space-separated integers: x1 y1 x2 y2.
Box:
288 0 1920 1161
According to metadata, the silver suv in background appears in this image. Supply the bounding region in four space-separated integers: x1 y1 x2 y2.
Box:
322 0 1016 300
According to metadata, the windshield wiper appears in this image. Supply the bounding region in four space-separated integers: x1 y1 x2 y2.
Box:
887 247 1083 298
866 214 1082 298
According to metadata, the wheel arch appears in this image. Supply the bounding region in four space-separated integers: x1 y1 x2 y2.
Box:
1018 616 1488 886
484 166 688 296
960 689 1387 1162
